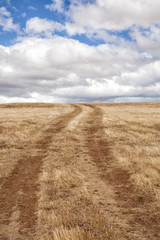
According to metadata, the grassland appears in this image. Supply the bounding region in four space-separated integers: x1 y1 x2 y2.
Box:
0 103 160 240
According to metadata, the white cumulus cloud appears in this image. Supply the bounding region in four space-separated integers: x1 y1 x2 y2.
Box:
45 0 64 13
1 0 160 103
0 7 20 32
0 36 160 103
66 0 160 35
25 17 64 36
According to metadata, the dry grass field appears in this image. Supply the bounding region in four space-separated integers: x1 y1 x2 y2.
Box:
0 103 160 240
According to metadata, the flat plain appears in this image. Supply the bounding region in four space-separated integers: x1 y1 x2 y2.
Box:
0 103 160 240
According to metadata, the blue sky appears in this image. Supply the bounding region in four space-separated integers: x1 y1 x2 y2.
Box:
0 0 160 103
0 0 103 45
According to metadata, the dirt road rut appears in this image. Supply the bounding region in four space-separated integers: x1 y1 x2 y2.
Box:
0 105 81 239
84 105 160 239
0 104 159 240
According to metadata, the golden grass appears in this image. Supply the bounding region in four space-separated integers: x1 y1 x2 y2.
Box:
35 128 122 240
101 103 160 200
1 102 160 240
0 104 73 181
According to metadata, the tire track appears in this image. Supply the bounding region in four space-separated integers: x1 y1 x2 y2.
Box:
85 105 160 239
0 104 82 239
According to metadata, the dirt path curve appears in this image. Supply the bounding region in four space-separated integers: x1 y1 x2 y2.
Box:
0 104 82 240
84 104 160 240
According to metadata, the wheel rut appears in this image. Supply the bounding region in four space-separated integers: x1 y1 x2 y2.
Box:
85 105 160 239
0 104 82 239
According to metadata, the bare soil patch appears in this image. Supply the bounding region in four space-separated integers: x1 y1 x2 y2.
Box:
84 104 160 239
0 103 159 240
0 104 81 239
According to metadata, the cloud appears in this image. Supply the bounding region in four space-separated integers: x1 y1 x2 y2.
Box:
45 0 64 13
21 12 27 18
0 0 160 103
131 25 160 57
0 6 11 17
0 7 20 32
65 0 160 35
28 6 37 11
44 0 160 46
25 17 64 36
0 36 159 103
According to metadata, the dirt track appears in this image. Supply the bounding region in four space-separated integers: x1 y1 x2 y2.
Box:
0 104 81 239
83 105 160 239
0 103 159 239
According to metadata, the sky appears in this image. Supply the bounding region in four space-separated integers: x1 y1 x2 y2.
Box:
0 0 160 103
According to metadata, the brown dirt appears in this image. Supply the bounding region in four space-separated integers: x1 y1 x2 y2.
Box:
0 104 81 239
84 104 160 239
0 103 159 240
